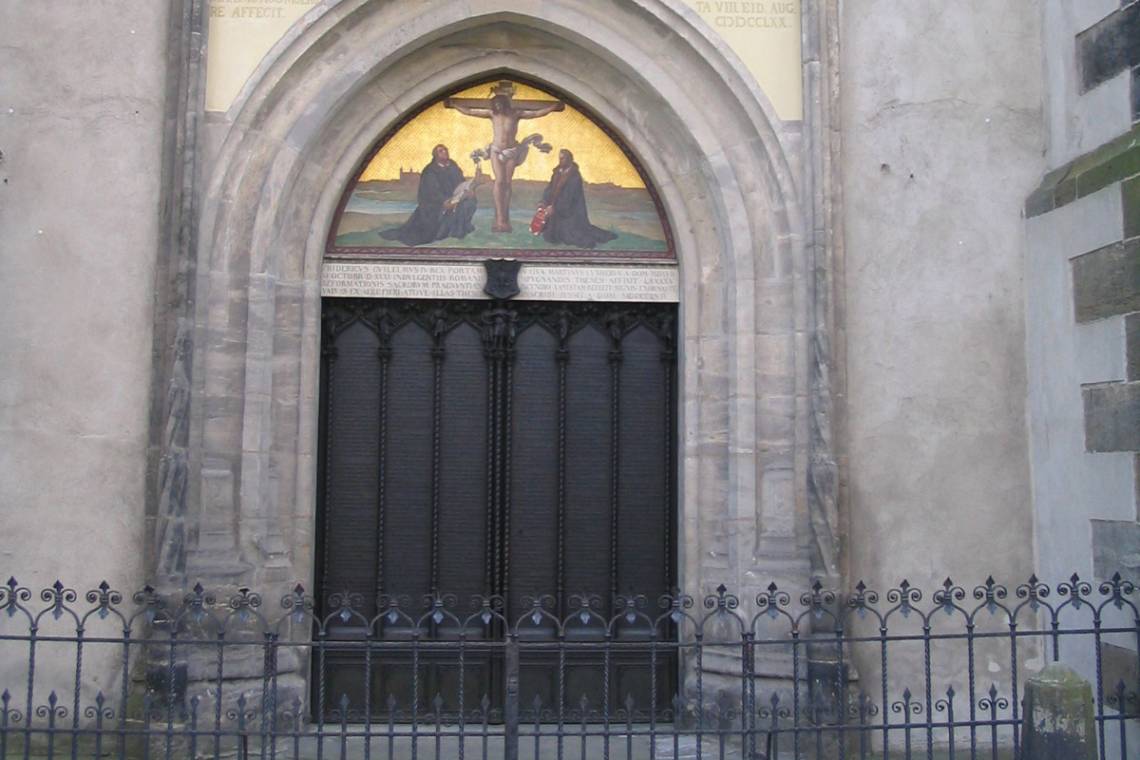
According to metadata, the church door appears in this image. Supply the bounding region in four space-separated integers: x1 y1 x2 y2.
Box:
316 296 678 720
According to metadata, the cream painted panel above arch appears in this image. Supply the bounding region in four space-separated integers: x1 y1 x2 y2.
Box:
204 0 803 120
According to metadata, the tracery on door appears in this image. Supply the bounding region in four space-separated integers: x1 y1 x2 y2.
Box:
317 298 678 717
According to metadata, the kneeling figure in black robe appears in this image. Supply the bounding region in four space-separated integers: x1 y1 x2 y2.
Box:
540 149 617 249
381 145 477 246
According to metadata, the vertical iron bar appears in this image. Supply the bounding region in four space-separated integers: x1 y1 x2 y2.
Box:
987 689 998 760
814 691 823 760
458 630 466 760
93 692 105 760
879 623 889 760
1008 619 1020 758
504 633 519 760
625 694 634 760
315 630 326 760
922 622 933 760
363 630 372 760
533 695 541 760
411 628 420 760
672 694 681 760
165 626 177 760
837 626 848 760
966 620 977 760
649 633 658 760
718 702 726 760
557 629 566 760
337 695 347 760
45 692 57 760
767 695 780 760
695 634 703 760
142 695 153 760
291 696 301 760
188 696 199 760
1115 681 1127 760
387 695 396 760
945 688 956 760
742 632 754 759
2 689 12 760
603 630 613 760
580 695 589 760
269 638 280 760
22 622 36 760
902 691 912 760
479 694 489 760
434 695 443 760
1135 609 1140 721
792 629 802 760
260 635 275 760
1093 612 1106 760
213 630 224 760
119 626 131 760
858 693 870 760
69 624 83 760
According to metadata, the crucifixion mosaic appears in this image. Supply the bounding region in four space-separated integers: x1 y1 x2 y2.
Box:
329 79 673 261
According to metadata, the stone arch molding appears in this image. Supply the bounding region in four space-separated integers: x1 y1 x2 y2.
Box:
178 0 814 610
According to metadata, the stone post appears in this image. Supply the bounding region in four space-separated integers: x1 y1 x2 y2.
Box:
1021 663 1097 760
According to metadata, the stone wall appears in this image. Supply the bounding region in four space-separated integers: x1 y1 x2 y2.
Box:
841 0 1042 594
840 0 1044 695
0 1 167 599
1025 7 1140 742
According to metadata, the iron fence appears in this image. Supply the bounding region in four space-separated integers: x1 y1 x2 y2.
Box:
0 574 1137 759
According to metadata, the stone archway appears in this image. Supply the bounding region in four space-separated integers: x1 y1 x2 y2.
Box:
155 1 823 634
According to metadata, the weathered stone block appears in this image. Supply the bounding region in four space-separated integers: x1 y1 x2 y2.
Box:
1127 313 1140 381
1083 381 1140 451
1077 3 1140 93
1124 176 1140 241
1132 64 1140 123
1021 663 1096 760
1091 519 1140 586
1071 239 1140 322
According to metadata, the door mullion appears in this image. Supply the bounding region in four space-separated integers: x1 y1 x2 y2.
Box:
556 309 570 620
375 310 392 601
429 310 446 596
501 310 516 609
607 311 623 616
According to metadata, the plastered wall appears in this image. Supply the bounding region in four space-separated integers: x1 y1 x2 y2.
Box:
841 1 1042 594
0 2 167 596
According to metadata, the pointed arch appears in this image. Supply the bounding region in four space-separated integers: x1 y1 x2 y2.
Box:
184 0 813 603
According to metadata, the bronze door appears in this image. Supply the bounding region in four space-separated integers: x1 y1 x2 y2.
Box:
316 297 677 720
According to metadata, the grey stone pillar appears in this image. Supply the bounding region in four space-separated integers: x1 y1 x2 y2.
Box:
1021 663 1097 760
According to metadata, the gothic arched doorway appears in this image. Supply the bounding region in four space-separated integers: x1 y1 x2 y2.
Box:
315 78 680 719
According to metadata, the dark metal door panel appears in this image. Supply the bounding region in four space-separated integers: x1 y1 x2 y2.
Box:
316 298 677 721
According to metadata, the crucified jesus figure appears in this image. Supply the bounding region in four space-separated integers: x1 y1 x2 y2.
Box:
445 81 565 233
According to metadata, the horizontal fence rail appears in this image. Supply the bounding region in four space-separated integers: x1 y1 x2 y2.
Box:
0 575 1137 759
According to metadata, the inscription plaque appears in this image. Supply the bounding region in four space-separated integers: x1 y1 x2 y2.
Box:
321 260 679 302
